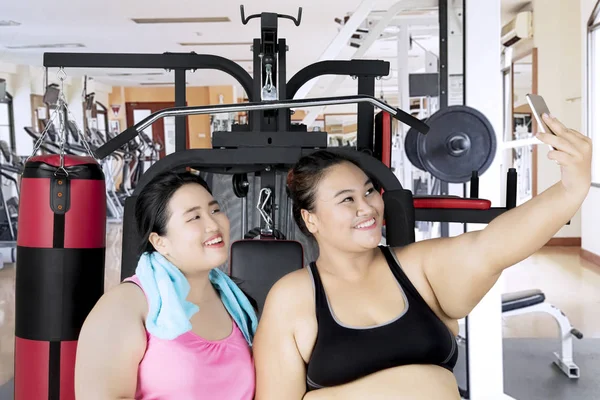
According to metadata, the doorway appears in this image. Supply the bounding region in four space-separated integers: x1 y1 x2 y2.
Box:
125 102 189 159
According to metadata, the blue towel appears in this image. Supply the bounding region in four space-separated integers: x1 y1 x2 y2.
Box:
135 251 258 346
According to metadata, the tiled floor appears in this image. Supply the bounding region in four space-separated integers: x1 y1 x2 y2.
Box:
1 223 599 386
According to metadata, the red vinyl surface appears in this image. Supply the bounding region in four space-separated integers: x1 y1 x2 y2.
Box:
17 178 54 248
65 180 106 248
14 337 49 400
28 155 97 167
382 113 392 168
413 197 492 210
60 341 78 400
16 177 106 249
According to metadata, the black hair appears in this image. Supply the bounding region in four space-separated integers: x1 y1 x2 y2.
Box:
134 170 258 312
135 170 212 256
286 150 362 237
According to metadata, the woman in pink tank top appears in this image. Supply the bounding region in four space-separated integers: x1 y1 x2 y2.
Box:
74 171 256 400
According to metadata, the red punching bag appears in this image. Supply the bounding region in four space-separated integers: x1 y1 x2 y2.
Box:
14 154 106 400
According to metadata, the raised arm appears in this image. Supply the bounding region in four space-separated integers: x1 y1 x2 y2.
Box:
74 283 147 400
414 114 592 319
254 272 311 400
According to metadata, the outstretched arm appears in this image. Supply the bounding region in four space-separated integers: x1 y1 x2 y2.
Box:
415 114 592 319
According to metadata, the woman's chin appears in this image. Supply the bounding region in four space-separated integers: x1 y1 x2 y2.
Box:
203 249 229 267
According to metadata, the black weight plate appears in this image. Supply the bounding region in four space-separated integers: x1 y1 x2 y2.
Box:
232 173 249 198
404 125 426 171
417 106 496 183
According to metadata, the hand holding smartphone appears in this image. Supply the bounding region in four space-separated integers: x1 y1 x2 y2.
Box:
526 94 556 149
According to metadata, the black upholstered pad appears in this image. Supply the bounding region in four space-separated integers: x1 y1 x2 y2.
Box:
501 289 546 312
230 240 304 315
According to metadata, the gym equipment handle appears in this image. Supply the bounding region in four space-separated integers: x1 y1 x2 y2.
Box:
94 95 429 160
240 5 303 26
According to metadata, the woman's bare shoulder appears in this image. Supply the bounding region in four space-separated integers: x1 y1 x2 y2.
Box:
87 281 147 326
263 267 315 315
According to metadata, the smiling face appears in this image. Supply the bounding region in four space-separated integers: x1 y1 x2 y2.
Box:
302 161 385 253
149 183 230 276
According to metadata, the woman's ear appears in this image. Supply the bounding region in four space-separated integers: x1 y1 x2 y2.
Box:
148 232 169 256
301 209 318 234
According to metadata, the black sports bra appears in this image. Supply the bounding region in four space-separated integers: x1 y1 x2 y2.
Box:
305 246 458 390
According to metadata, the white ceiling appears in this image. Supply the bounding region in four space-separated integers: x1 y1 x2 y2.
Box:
0 0 529 101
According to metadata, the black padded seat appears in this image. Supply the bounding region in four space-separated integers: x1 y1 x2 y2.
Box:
229 239 304 315
501 289 546 312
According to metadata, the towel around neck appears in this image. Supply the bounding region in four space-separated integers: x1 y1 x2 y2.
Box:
135 251 258 346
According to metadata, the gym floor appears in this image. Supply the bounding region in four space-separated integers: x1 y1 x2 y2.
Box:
1 223 599 391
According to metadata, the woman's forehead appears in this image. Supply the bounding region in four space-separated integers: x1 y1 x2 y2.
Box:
317 163 368 194
169 184 214 209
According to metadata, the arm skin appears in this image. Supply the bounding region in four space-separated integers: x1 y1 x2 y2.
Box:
253 272 311 400
74 283 147 400
413 114 593 320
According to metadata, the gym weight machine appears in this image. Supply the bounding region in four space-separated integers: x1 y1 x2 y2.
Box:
30 2 581 400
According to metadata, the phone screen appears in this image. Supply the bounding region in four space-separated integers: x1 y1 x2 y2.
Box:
526 94 555 135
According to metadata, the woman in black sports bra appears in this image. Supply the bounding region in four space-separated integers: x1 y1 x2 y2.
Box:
254 115 591 400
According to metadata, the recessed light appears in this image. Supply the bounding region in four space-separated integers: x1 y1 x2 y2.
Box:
0 21 21 27
140 82 190 86
6 43 85 49
132 17 230 24
106 72 164 77
179 42 253 46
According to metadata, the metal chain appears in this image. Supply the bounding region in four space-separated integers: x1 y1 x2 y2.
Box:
55 68 68 176
65 106 97 160
26 110 59 162
27 68 97 172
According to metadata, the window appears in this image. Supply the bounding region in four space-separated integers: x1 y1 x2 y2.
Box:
588 1 600 185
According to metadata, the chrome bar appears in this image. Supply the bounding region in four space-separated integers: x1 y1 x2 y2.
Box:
95 95 429 159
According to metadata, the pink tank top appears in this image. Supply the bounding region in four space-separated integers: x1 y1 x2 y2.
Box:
124 275 256 400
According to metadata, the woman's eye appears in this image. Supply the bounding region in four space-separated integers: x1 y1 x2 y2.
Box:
342 197 353 203
366 187 375 196
211 208 221 214
188 215 200 222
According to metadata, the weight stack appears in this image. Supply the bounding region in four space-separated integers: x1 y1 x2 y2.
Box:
14 155 106 400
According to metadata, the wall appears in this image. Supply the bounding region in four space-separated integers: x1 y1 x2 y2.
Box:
532 0 583 238
5 65 37 156
581 0 600 256
108 85 232 148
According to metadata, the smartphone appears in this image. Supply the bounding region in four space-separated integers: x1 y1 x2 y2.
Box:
526 94 556 135
526 94 555 150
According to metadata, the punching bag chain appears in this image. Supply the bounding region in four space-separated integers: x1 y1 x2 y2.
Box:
27 68 98 170
56 68 68 176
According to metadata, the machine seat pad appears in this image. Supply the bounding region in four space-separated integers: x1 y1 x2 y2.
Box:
501 289 545 312
229 239 304 316
413 195 492 210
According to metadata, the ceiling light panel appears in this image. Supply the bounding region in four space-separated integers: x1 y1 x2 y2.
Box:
132 17 230 24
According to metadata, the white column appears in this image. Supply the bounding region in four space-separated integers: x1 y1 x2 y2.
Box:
67 77 85 133
12 66 34 156
464 0 509 399
446 0 466 238
397 25 412 190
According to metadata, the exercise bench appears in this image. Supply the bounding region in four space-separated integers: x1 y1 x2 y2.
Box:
458 288 583 379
